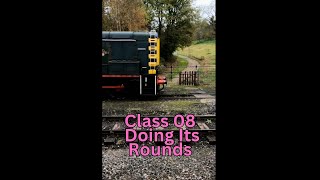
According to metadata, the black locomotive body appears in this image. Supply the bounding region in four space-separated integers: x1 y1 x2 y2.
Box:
102 31 166 97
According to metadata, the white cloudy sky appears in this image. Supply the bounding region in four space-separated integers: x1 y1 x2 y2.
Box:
192 0 215 19
193 0 212 6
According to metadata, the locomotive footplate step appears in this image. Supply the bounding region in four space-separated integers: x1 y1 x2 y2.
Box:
206 136 216 145
104 138 116 145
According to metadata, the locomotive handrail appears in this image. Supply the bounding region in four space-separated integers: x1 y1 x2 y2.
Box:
102 39 136 42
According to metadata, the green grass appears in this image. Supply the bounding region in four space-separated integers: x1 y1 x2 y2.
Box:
163 56 188 81
177 40 216 66
177 40 216 89
198 70 216 91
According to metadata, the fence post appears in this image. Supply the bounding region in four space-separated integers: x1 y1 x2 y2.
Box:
196 71 198 85
183 72 185 85
186 72 187 85
195 71 197 85
190 71 194 85
193 71 195 85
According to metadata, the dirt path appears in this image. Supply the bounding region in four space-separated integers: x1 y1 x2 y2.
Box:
170 53 200 85
167 53 215 106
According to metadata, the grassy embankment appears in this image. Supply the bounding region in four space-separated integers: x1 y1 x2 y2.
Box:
177 40 216 91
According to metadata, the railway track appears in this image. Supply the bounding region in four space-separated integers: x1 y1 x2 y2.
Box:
102 92 215 101
102 115 216 146
160 92 216 96
158 94 215 100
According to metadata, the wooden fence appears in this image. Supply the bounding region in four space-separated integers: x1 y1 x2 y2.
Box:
179 71 199 85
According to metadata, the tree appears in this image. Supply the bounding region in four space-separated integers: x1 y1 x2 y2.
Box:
193 19 210 40
209 15 216 38
144 0 197 61
197 0 215 22
192 0 216 40
102 0 148 31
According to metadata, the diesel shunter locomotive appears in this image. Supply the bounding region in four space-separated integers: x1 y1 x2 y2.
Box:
102 30 167 97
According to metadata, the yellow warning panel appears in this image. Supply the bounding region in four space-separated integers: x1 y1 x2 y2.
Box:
148 62 157 67
148 69 156 74
157 39 160 65
148 54 157 59
148 46 157 51
148 38 157 43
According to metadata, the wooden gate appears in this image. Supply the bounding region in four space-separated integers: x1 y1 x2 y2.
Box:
179 71 199 85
